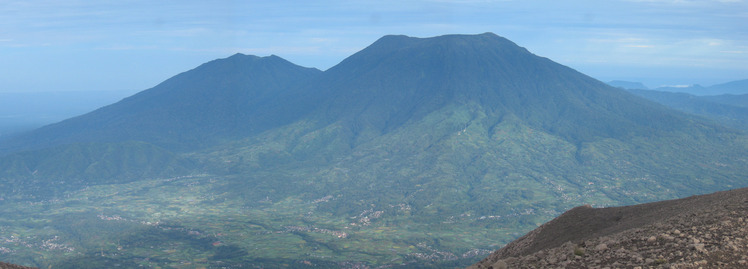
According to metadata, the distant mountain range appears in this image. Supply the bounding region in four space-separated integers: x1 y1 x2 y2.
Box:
2 33 748 268
607 81 748 130
608 79 748 96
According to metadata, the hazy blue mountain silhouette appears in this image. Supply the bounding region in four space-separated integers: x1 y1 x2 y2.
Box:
0 54 321 154
648 79 748 96
625 89 748 130
1 33 717 155
706 79 748 95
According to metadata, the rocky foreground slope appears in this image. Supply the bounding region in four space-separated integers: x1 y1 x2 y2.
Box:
470 187 748 268
0 262 36 269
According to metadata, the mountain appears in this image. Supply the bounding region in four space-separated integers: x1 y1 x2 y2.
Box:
651 79 748 96
708 79 748 95
469 187 748 268
1 33 748 268
0 54 320 198
282 33 700 147
0 54 322 154
625 89 748 130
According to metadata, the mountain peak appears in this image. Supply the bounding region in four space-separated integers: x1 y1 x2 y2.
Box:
377 32 504 41
366 32 527 54
228 52 249 58
222 53 293 65
221 53 263 63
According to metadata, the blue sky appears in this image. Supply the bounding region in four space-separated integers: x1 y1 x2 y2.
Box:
1 0 747 93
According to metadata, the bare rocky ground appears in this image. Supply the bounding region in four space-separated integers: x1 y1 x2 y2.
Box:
0 262 36 269
469 187 748 269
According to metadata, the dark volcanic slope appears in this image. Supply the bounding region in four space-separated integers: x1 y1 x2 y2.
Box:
0 261 37 269
470 187 748 268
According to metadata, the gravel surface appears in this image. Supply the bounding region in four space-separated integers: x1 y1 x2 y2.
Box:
469 187 748 269
0 262 36 269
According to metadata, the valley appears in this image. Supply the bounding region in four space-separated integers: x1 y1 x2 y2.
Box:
0 175 501 268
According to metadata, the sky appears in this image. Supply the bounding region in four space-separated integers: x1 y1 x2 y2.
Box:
1 0 747 93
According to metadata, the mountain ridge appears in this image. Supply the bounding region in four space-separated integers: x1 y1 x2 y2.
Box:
1 33 728 154
609 79 748 96
623 88 748 130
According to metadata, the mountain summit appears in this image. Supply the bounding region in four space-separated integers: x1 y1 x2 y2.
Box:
1 33 748 267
